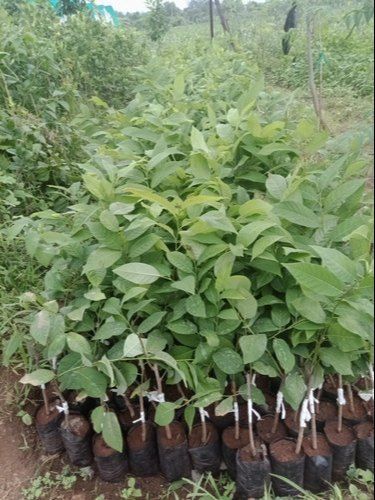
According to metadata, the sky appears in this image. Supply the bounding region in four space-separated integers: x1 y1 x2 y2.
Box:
98 0 265 14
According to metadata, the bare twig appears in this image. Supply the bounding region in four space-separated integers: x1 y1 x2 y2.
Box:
246 372 256 457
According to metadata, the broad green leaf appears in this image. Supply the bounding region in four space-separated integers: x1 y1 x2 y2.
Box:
283 372 306 411
215 397 234 417
337 309 373 341
191 127 210 154
239 334 267 364
20 369 55 386
252 235 283 260
284 263 344 297
213 348 244 375
271 305 291 328
266 174 288 200
155 402 176 427
103 412 123 452
129 234 159 259
166 251 193 273
91 406 105 434
311 246 358 283
273 339 295 373
67 332 91 356
84 288 106 301
328 324 365 352
239 199 273 217
113 263 160 285
184 405 195 431
186 295 206 318
293 296 326 324
274 201 320 228
59 367 108 398
138 311 167 335
320 347 353 375
30 310 51 346
171 276 196 295
94 319 127 341
200 210 237 233
99 210 119 232
123 334 144 357
83 248 121 274
237 220 276 247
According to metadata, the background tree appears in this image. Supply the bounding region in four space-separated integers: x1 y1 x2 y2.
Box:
56 0 86 16
146 0 169 41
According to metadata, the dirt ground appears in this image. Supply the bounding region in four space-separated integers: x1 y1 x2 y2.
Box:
0 368 182 500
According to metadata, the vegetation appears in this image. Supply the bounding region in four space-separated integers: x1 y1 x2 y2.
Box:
0 0 373 498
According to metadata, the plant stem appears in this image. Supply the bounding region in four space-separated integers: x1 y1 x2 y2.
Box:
139 391 146 443
42 386 50 416
295 423 304 455
153 364 172 440
177 383 186 400
346 384 355 414
231 379 240 440
338 375 343 433
272 408 279 435
123 394 135 418
200 411 208 444
246 371 256 457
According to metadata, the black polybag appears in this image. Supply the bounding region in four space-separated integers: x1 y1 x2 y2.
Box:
60 425 93 466
188 425 221 475
356 433 374 472
270 439 305 497
222 439 238 480
157 425 191 482
304 454 333 493
36 408 64 454
127 423 159 476
95 452 129 482
330 440 356 482
235 451 271 499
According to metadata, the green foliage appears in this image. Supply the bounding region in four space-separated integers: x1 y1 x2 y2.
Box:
146 0 168 41
56 0 86 16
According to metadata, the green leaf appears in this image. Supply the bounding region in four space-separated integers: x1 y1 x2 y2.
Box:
283 372 306 411
186 295 206 318
94 319 127 341
337 309 373 341
20 369 55 386
155 402 176 427
99 210 119 232
252 235 283 260
237 220 276 247
123 334 144 357
215 397 234 417
274 201 320 228
113 263 160 285
102 412 123 452
67 332 91 356
166 251 193 274
273 339 295 374
30 310 51 346
266 174 288 200
271 305 291 328
184 405 195 431
138 311 167 335
311 246 358 284
292 296 326 324
200 210 237 233
213 348 244 375
239 334 267 364
91 406 105 434
171 276 196 295
83 248 122 274
328 324 365 352
129 234 159 259
320 347 353 375
59 367 108 398
191 127 210 154
239 199 273 217
84 288 106 301
284 263 344 297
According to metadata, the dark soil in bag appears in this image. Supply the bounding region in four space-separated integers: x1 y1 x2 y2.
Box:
65 392 99 417
355 421 374 472
93 434 128 483
303 434 333 493
222 427 249 479
270 438 305 496
157 421 191 482
188 423 221 475
118 406 142 434
285 411 301 438
127 422 159 476
207 403 234 431
324 419 356 482
256 414 287 445
323 377 338 402
342 396 368 426
35 404 64 454
60 414 93 466
316 400 338 431
235 444 271 499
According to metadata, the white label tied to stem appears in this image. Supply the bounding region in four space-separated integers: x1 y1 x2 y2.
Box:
199 408 209 422
233 402 239 422
358 390 374 402
276 391 286 420
133 411 146 424
247 399 261 424
56 401 70 415
308 389 319 415
147 391 165 403
337 388 347 406
300 398 312 428
40 384 46 390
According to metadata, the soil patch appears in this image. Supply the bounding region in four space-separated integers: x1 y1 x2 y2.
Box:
342 396 367 422
355 420 374 440
222 426 249 449
257 414 287 444
238 443 263 463
270 438 303 463
303 434 332 457
316 401 337 425
61 414 91 437
324 420 355 446
35 403 61 425
189 422 217 448
158 421 186 447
